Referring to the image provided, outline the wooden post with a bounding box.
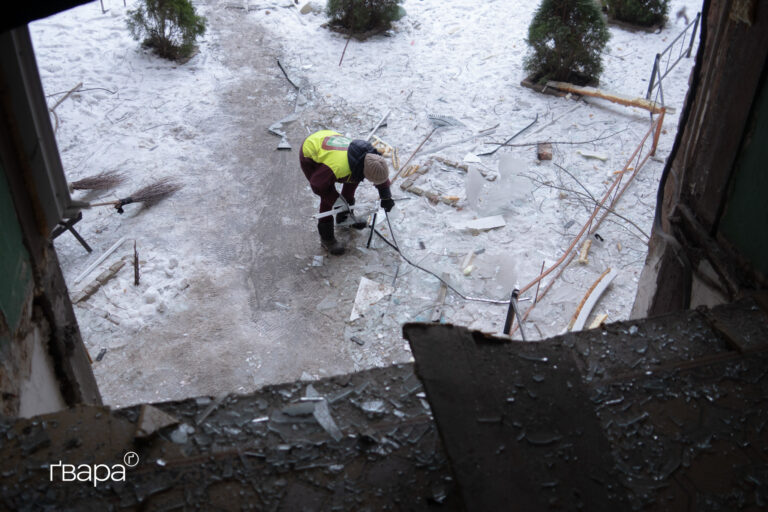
[650,108,666,156]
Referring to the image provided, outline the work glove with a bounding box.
[380,198,395,212]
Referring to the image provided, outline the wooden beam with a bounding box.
[546,81,668,114]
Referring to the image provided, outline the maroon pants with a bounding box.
[300,151,359,225]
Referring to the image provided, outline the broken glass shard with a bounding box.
[313,400,343,442]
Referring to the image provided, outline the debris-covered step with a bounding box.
[0,364,461,510]
[403,297,768,511]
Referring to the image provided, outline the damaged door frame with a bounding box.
[0,25,101,414]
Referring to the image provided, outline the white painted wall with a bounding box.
[17,327,66,418]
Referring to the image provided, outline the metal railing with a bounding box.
[646,12,701,106]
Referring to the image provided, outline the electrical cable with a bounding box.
[377,211,514,305]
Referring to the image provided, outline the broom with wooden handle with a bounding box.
[68,170,127,191]
[89,177,182,213]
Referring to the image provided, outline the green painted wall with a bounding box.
[0,164,33,346]
[719,77,768,278]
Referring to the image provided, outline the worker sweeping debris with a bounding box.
[300,129,394,255]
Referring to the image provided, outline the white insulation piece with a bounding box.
[571,269,619,332]
[74,236,129,284]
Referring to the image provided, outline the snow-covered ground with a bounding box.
[31,0,702,406]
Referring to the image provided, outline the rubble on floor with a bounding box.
[2,297,767,510]
[0,365,460,510]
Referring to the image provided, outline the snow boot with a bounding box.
[318,222,345,255]
[349,216,368,230]
[336,209,367,230]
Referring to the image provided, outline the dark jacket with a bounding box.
[347,139,378,182]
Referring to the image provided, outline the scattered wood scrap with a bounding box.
[401,164,420,178]
[461,251,476,275]
[578,239,593,264]
[433,156,469,172]
[72,258,126,304]
[371,135,393,157]
[588,313,609,330]
[433,155,494,180]
[537,142,553,161]
[399,176,460,206]
[74,236,129,284]
[577,149,608,162]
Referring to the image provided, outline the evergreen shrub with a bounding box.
[524,0,610,86]
[127,0,206,60]
[326,0,403,33]
[606,0,669,27]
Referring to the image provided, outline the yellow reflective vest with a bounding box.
[301,130,353,181]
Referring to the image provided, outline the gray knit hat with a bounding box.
[363,153,389,185]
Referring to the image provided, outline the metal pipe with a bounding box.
[646,54,660,100]
[365,110,390,142]
[687,12,701,58]
[503,289,526,341]
[366,213,377,248]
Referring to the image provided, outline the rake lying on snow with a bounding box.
[89,178,182,213]
[68,170,127,191]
